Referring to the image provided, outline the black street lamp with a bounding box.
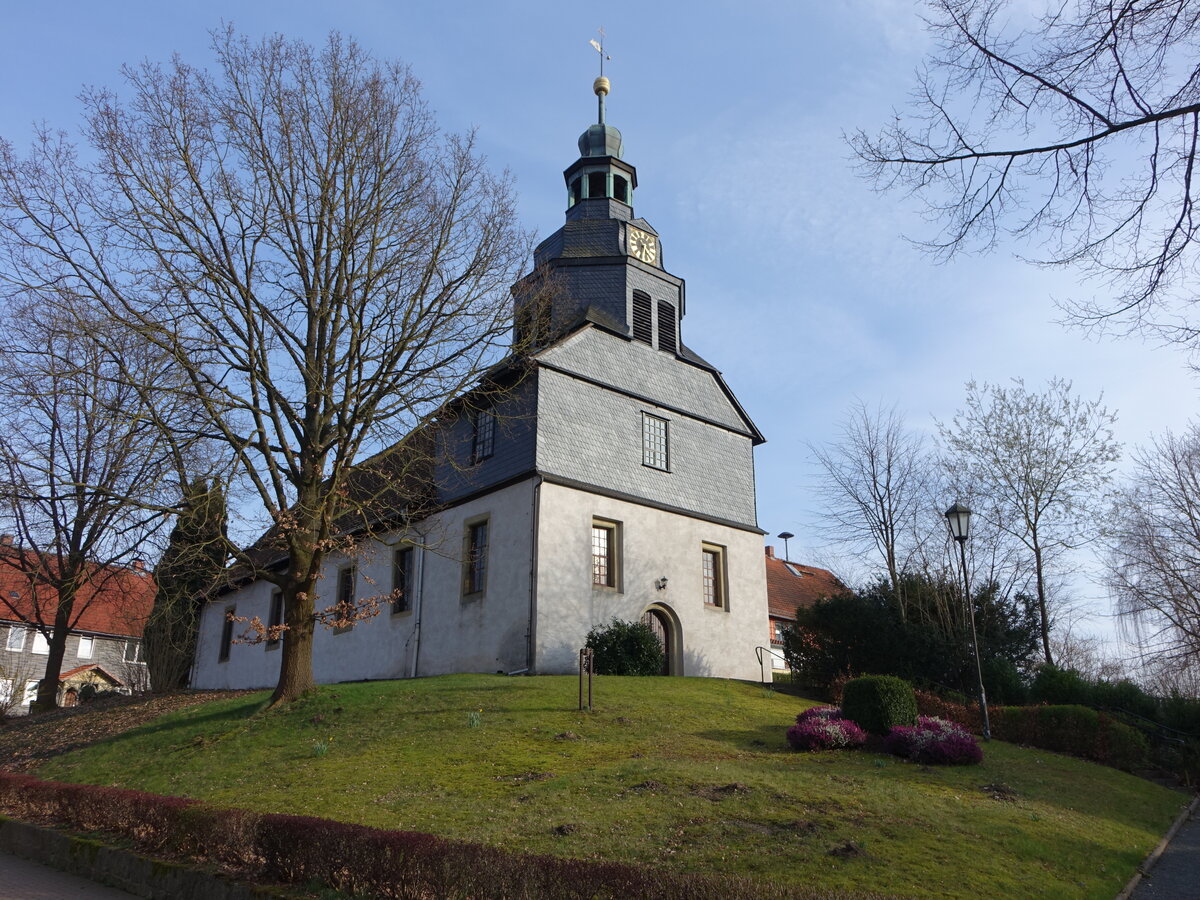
[944,502,991,741]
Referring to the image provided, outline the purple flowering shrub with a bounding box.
[883,715,983,765]
[795,705,843,724]
[786,709,867,751]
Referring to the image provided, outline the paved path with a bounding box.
[1131,803,1200,899]
[0,851,135,899]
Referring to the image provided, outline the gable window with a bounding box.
[463,519,489,596]
[334,566,356,633]
[393,545,415,614]
[5,626,25,652]
[31,631,49,655]
[267,590,284,649]
[631,292,653,344]
[657,301,677,353]
[641,413,669,471]
[591,519,621,589]
[219,607,235,662]
[77,635,93,659]
[471,409,495,463]
[702,544,727,609]
[124,639,145,664]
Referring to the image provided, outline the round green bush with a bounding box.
[842,675,918,735]
[584,618,664,676]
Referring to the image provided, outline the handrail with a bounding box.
[755,645,789,686]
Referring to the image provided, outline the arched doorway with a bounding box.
[641,605,682,676]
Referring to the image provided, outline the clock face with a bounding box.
[628,227,658,264]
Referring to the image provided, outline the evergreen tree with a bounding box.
[144,479,228,691]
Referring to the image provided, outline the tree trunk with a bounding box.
[32,589,75,712]
[1032,540,1054,666]
[269,573,318,707]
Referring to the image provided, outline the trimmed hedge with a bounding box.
[0,773,883,899]
[842,675,918,735]
[991,705,1149,771]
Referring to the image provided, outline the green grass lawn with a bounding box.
[34,675,1187,899]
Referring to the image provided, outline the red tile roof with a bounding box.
[58,664,125,686]
[764,547,847,621]
[0,551,155,638]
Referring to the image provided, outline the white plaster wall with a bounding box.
[192,478,536,689]
[533,482,767,680]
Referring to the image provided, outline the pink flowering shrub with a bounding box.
[884,715,983,765]
[786,712,867,751]
[795,705,843,724]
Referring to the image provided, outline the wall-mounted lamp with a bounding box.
[655,576,669,591]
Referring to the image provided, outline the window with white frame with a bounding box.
[5,626,25,652]
[334,566,356,633]
[0,678,11,706]
[219,606,235,662]
[641,413,669,470]
[463,519,489,596]
[267,590,284,649]
[23,681,38,706]
[591,520,621,589]
[702,544,727,609]
[393,546,414,614]
[31,631,49,655]
[124,639,146,663]
[471,409,495,463]
[772,620,785,644]
[77,635,94,658]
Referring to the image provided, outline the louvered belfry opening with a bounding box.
[657,301,677,353]
[631,292,653,343]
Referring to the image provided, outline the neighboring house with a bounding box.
[764,546,846,670]
[191,78,771,689]
[0,542,154,715]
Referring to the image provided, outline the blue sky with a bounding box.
[3,1,1194,645]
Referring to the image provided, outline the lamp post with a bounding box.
[944,502,991,741]
[777,532,794,562]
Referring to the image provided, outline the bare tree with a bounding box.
[940,377,1120,664]
[0,300,182,710]
[810,401,932,620]
[1109,423,1200,672]
[851,1,1200,348]
[0,31,529,706]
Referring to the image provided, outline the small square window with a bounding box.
[393,546,415,614]
[219,607,236,662]
[702,544,727,610]
[334,566,356,633]
[5,626,26,652]
[77,635,94,659]
[463,519,489,596]
[267,590,284,649]
[471,409,495,463]
[642,413,669,471]
[31,631,49,655]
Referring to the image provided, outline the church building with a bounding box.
[191,75,769,689]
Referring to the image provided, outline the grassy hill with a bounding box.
[29,674,1187,899]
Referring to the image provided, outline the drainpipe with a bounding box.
[409,534,427,679]
[527,475,542,672]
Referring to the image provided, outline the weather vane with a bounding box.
[589,27,611,78]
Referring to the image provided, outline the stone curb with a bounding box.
[1115,793,1200,900]
[0,816,285,899]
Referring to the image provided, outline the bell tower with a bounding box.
[513,75,686,357]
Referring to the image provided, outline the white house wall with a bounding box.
[534,481,766,680]
[192,479,536,689]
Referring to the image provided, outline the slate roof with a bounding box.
[0,549,155,638]
[764,547,847,621]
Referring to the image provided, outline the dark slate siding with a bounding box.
[436,378,538,504]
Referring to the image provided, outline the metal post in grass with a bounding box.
[944,502,991,741]
[579,647,593,711]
